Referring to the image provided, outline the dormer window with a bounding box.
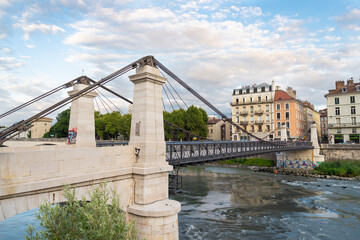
[342,87,347,93]
[356,86,360,91]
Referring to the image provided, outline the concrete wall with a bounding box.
[0,145,135,220]
[320,144,360,161]
[3,138,67,148]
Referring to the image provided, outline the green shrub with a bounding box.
[25,184,138,240]
[313,161,360,177]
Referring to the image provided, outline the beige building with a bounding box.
[325,79,360,143]
[302,101,320,141]
[207,117,231,141]
[231,81,276,140]
[30,117,53,138]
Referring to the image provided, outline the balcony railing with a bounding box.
[255,110,264,115]
[240,121,248,125]
[255,120,264,124]
[240,111,248,115]
[328,122,360,128]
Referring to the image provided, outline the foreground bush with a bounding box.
[218,157,275,167]
[313,161,360,177]
[26,184,138,240]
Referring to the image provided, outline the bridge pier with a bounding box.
[67,78,97,147]
[127,65,180,240]
[277,123,324,169]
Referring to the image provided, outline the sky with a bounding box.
[1,0,360,126]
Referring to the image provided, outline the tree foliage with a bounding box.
[95,112,131,140]
[43,109,70,138]
[26,184,138,240]
[164,105,208,141]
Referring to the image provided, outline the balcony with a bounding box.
[240,111,248,116]
[240,121,248,125]
[328,122,360,128]
[255,120,264,125]
[255,110,264,115]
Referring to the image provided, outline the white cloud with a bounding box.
[0,57,24,70]
[239,6,262,18]
[324,36,341,41]
[336,8,360,31]
[25,43,35,48]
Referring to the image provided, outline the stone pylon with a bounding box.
[280,123,287,141]
[310,122,325,164]
[127,65,181,240]
[68,81,97,147]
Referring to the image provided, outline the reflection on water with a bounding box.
[171,166,360,240]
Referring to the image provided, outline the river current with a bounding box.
[170,166,360,240]
[1,166,359,239]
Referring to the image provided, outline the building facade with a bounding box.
[325,79,360,143]
[319,108,328,140]
[302,101,321,141]
[274,89,307,140]
[207,117,231,141]
[230,81,276,140]
[30,117,53,138]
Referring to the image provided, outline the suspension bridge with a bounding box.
[0,56,323,239]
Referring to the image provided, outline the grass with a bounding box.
[313,161,360,177]
[218,157,276,167]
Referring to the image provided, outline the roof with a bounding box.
[274,90,295,101]
[36,117,53,122]
[325,82,360,97]
[208,118,222,124]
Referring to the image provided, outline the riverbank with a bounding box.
[204,163,360,181]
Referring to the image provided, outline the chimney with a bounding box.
[335,80,345,89]
[347,78,354,86]
[286,87,296,98]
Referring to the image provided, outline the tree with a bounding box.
[95,112,132,140]
[43,109,71,138]
[26,184,138,240]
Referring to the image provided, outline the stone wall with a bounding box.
[320,144,360,161]
[0,145,135,220]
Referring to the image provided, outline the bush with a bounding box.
[313,161,360,177]
[25,184,138,240]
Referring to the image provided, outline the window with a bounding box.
[251,126,255,132]
[351,117,356,125]
[265,96,268,102]
[350,96,355,103]
[285,112,290,120]
[337,129,341,133]
[335,98,339,104]
[277,112,281,120]
[266,105,269,112]
[287,131,290,136]
[236,116,239,123]
[236,98,239,103]
[351,106,356,115]
[276,104,281,110]
[261,87,265,92]
[258,96,261,102]
[258,115,262,121]
[257,105,261,111]
[254,88,257,93]
[277,122,281,129]
[285,103,289,110]
[250,106,254,113]
[246,88,250,94]
[236,107,239,114]
[336,118,340,125]
[242,107,246,112]
[356,86,360,91]
[352,128,357,133]
[335,107,340,115]
[342,87,347,92]
[277,131,281,136]
[250,116,254,122]
[266,125,270,131]
[286,122,290,128]
[266,114,270,122]
[243,116,246,121]
[250,97,253,103]
[210,129,213,134]
[243,98,246,104]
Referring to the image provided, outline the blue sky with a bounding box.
[1,0,360,126]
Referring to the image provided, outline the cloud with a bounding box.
[0,57,24,70]
[336,8,360,31]
[13,3,65,40]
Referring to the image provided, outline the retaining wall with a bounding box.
[320,144,360,161]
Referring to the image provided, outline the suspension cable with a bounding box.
[161,71,188,108]
[164,83,181,109]
[97,89,123,114]
[162,86,175,111]
[96,93,111,113]
[95,97,101,113]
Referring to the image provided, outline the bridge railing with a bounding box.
[166,141,313,165]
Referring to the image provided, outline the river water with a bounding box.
[170,166,360,240]
[1,166,359,239]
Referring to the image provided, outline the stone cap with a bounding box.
[127,199,181,217]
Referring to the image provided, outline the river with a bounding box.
[170,166,360,240]
[1,166,359,239]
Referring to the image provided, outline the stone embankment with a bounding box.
[253,166,360,181]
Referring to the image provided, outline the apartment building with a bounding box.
[30,117,53,138]
[302,101,321,140]
[207,117,231,141]
[319,108,328,140]
[230,81,276,140]
[325,79,360,143]
[274,88,307,140]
